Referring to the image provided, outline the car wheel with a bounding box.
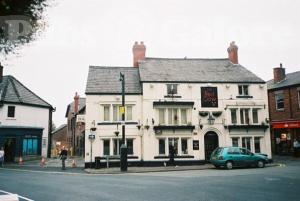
[257,160,265,168]
[226,161,233,170]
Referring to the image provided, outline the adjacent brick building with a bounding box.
[267,64,300,155]
[51,124,67,156]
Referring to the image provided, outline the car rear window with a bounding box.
[212,147,223,156]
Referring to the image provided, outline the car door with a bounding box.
[240,148,255,167]
[227,147,242,167]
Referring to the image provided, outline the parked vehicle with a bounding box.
[210,147,271,170]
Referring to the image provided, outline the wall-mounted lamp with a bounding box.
[207,113,215,125]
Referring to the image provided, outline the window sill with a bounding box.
[97,122,138,125]
[6,118,16,120]
[164,95,182,98]
[236,95,253,98]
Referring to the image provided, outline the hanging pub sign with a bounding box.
[201,87,218,107]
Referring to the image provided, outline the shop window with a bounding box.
[254,137,261,153]
[168,138,178,155]
[127,139,133,155]
[103,140,110,155]
[252,109,259,124]
[159,139,165,155]
[238,85,249,96]
[275,93,284,110]
[232,137,239,147]
[230,109,237,124]
[181,138,188,154]
[113,139,133,155]
[7,106,15,118]
[240,109,250,124]
[22,138,38,156]
[242,137,251,151]
[167,84,178,95]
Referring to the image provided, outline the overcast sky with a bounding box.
[1,0,300,126]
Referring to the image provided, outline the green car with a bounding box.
[210,147,271,170]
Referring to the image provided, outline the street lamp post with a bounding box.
[119,72,128,171]
[89,121,96,168]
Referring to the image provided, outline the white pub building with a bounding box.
[84,42,272,167]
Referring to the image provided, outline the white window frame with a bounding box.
[252,108,259,124]
[230,109,237,124]
[298,89,300,109]
[167,84,178,95]
[238,85,249,96]
[275,93,284,111]
[240,108,250,124]
[113,105,134,122]
[103,105,110,121]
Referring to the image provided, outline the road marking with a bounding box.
[0,190,34,201]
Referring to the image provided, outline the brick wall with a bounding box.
[268,85,300,121]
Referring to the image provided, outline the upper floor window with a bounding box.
[158,107,190,125]
[298,89,300,109]
[103,105,110,121]
[230,109,237,124]
[275,93,284,110]
[252,109,259,124]
[167,84,178,95]
[240,108,250,124]
[113,105,133,121]
[238,85,249,96]
[7,106,15,118]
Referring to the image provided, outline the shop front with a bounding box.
[271,120,300,155]
[0,126,43,162]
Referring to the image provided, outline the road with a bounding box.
[0,161,299,201]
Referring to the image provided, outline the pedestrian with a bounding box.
[293,138,300,157]
[169,145,175,166]
[59,146,68,170]
[0,147,4,167]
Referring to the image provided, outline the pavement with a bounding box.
[1,159,300,201]
[0,155,290,174]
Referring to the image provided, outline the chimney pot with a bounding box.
[227,41,239,64]
[273,63,286,83]
[132,41,146,67]
[74,92,80,114]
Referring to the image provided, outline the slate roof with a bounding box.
[0,75,52,108]
[52,124,67,134]
[139,58,265,83]
[267,71,300,90]
[85,66,142,94]
[65,98,86,117]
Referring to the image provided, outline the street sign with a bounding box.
[119,106,125,114]
[88,134,95,140]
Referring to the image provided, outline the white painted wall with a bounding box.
[85,82,272,163]
[0,104,50,156]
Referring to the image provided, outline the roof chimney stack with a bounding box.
[0,62,3,83]
[132,41,146,67]
[227,41,238,64]
[74,92,80,114]
[273,63,286,83]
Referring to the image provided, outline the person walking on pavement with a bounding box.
[169,145,175,166]
[0,147,4,167]
[293,138,300,157]
[60,146,68,170]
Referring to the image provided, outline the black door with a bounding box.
[204,132,219,161]
[4,138,16,162]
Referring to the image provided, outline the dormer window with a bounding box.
[238,85,249,96]
[167,84,177,95]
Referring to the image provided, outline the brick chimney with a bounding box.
[74,92,80,114]
[132,41,146,67]
[0,62,3,83]
[273,63,286,83]
[227,41,238,64]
